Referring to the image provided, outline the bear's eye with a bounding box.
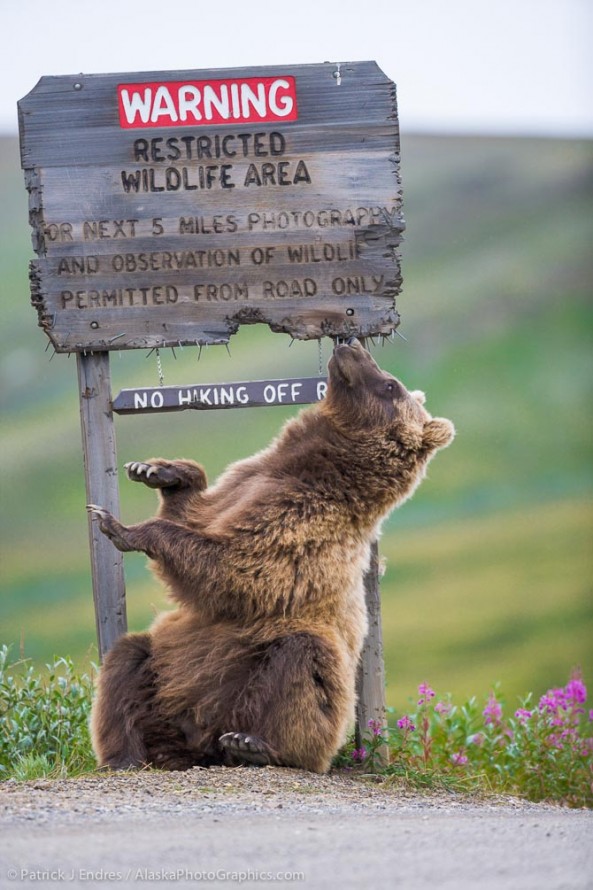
[386,383,395,393]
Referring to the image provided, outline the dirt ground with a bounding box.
[1,767,592,889]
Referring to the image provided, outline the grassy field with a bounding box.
[1,133,591,715]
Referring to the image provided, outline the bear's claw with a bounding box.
[86,504,110,520]
[125,461,184,489]
[125,461,161,486]
[126,461,158,479]
[86,505,137,552]
[219,732,278,766]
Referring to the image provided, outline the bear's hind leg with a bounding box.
[90,633,154,769]
[220,632,352,774]
[92,632,222,772]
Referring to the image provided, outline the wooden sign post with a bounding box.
[77,352,127,655]
[19,61,402,766]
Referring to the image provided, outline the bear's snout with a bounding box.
[331,338,360,362]
[330,338,381,385]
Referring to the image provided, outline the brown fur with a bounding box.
[90,339,454,772]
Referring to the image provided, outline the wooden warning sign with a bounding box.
[18,61,403,352]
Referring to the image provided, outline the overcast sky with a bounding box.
[3,0,592,136]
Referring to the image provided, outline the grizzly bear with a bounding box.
[89,338,454,773]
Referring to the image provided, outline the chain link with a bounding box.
[318,338,323,376]
[155,348,164,387]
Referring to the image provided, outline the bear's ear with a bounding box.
[410,390,426,405]
[422,418,455,451]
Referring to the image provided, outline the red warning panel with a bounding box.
[118,76,298,129]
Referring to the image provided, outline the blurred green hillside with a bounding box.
[1,133,591,714]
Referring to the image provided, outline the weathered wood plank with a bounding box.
[77,352,127,659]
[113,376,328,414]
[19,62,399,167]
[31,296,398,351]
[33,168,401,242]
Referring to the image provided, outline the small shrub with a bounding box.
[0,645,96,780]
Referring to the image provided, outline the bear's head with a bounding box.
[324,338,455,455]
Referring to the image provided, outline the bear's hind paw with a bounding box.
[219,732,280,767]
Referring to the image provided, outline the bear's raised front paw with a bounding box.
[86,505,138,552]
[124,460,207,492]
[125,461,180,489]
[219,732,279,767]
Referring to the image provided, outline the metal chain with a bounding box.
[155,348,164,387]
[318,338,323,376]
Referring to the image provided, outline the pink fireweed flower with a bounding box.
[565,673,587,705]
[450,751,468,766]
[470,733,485,747]
[397,715,416,732]
[417,683,436,706]
[539,688,567,714]
[538,693,557,714]
[352,747,367,762]
[515,708,533,723]
[367,718,384,737]
[483,692,503,725]
[435,701,452,716]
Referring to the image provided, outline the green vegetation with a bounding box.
[0,646,96,779]
[345,673,593,809]
[1,134,592,716]
[2,647,590,807]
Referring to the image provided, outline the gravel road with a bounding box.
[1,767,592,889]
